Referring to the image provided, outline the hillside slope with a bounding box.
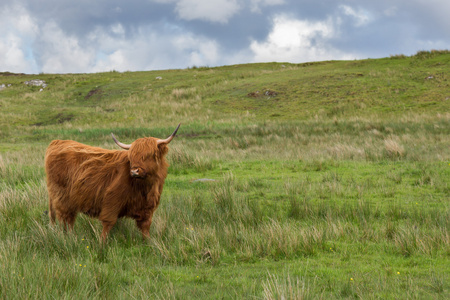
[0,51,449,299]
[1,51,449,141]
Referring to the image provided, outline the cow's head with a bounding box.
[111,124,180,179]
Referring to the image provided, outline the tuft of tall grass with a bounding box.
[413,49,450,59]
[171,87,197,99]
[168,145,216,173]
[384,138,405,159]
[210,172,263,227]
[262,272,313,300]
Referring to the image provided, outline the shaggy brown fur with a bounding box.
[45,136,171,240]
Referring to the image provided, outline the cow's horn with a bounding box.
[157,123,181,145]
[111,133,131,149]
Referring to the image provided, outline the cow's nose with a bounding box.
[130,168,140,177]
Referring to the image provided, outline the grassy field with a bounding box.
[0,50,449,298]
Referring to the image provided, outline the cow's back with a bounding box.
[45,140,112,189]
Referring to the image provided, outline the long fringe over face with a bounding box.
[128,138,169,180]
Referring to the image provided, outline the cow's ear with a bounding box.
[157,143,169,156]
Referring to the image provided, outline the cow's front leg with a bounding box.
[137,185,160,240]
[136,210,155,240]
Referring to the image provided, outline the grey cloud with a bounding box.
[174,0,241,23]
[0,0,449,73]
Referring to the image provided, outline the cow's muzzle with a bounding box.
[130,167,146,178]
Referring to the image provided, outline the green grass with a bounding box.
[0,50,449,298]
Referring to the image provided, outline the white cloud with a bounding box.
[86,26,223,72]
[39,22,95,73]
[0,34,31,73]
[173,35,220,66]
[174,0,240,23]
[250,15,354,63]
[0,5,39,73]
[110,23,125,36]
[0,3,226,73]
[340,5,371,27]
[93,34,219,71]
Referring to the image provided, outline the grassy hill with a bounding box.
[0,50,449,298]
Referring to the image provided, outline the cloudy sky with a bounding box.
[1,0,449,74]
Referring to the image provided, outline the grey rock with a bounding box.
[24,79,47,87]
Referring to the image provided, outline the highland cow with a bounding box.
[45,124,180,240]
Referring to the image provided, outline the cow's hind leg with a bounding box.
[48,197,56,225]
[65,213,77,231]
[55,209,77,232]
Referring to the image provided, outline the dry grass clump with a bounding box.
[390,54,407,59]
[171,87,197,99]
[327,143,366,160]
[0,154,4,174]
[263,272,311,300]
[384,138,405,159]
